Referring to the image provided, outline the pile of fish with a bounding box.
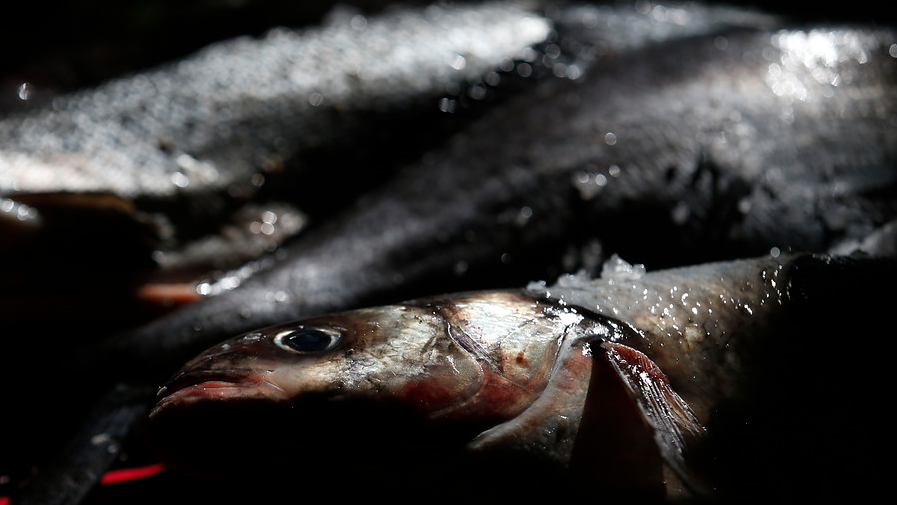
[1,1,895,504]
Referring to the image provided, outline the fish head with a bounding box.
[145,290,604,483]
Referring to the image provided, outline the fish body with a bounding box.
[0,0,777,205]
[146,252,894,501]
[0,2,550,202]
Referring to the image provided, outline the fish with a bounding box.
[0,1,550,203]
[93,20,897,381]
[0,0,779,207]
[144,251,896,503]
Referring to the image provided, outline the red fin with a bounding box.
[466,335,708,499]
[596,342,709,496]
[570,342,667,499]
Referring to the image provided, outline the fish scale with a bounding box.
[528,254,789,418]
[0,2,551,200]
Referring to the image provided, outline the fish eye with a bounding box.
[274,327,342,354]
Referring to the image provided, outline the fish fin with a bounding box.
[568,340,669,500]
[466,333,674,501]
[596,342,710,498]
[467,335,709,500]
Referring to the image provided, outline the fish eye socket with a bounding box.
[274,327,342,354]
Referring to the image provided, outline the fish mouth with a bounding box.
[150,369,288,416]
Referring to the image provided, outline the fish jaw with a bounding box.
[150,369,289,415]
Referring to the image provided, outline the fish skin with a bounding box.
[0,0,779,202]
[0,1,550,199]
[144,252,896,502]
[94,22,897,380]
[0,1,552,248]
[528,253,792,421]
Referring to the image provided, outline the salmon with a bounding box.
[145,252,895,502]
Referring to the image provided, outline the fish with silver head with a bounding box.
[146,252,895,502]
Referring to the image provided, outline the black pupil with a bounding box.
[283,329,335,352]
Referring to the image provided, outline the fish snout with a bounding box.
[159,367,257,395]
[178,330,271,368]
[151,365,289,416]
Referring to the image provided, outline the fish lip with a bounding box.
[159,368,258,396]
[152,368,288,413]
